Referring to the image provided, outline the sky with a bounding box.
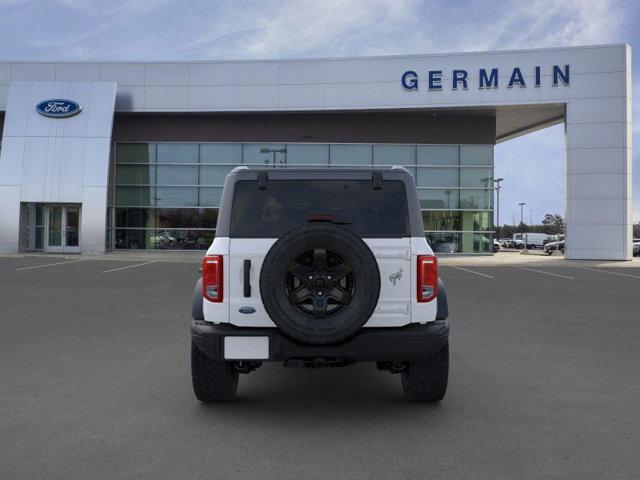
[0,0,638,225]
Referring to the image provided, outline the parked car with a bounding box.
[543,240,565,255]
[190,166,450,402]
[498,238,515,248]
[633,238,640,256]
[492,239,501,253]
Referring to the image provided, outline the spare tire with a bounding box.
[259,223,380,345]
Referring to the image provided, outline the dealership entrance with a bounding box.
[27,204,81,253]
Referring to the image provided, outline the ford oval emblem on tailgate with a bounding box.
[239,306,256,314]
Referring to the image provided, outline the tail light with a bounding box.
[202,255,223,302]
[417,255,438,302]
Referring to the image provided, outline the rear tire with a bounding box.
[401,340,449,402]
[191,341,239,402]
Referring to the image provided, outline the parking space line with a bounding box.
[579,267,640,279]
[15,259,87,271]
[102,261,158,274]
[513,266,574,280]
[446,265,494,278]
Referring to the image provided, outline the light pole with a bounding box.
[494,178,503,227]
[518,202,526,226]
[518,202,527,253]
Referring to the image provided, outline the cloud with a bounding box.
[0,0,637,221]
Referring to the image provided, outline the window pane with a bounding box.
[242,144,286,166]
[115,187,154,207]
[417,189,459,209]
[417,145,459,166]
[147,229,213,250]
[460,189,492,209]
[200,166,233,185]
[155,187,198,207]
[286,144,329,165]
[329,144,372,165]
[200,144,242,164]
[373,145,415,166]
[116,143,155,164]
[199,209,218,228]
[460,168,493,188]
[460,211,493,231]
[157,143,198,164]
[417,167,459,188]
[460,145,493,165]
[461,232,493,253]
[155,209,199,228]
[116,165,155,185]
[115,208,154,228]
[199,187,223,207]
[156,165,198,185]
[422,210,461,231]
[113,229,150,249]
[426,232,461,254]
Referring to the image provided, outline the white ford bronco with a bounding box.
[190,166,450,402]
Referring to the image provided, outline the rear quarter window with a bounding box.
[230,179,409,238]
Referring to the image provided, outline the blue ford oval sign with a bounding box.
[36,99,82,118]
[238,306,256,314]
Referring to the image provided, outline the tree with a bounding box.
[542,214,564,229]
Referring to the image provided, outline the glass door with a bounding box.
[64,206,80,253]
[46,206,64,253]
[45,205,81,253]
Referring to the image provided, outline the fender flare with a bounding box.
[436,277,448,320]
[192,278,204,320]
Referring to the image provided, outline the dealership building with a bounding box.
[0,44,633,259]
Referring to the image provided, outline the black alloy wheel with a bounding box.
[285,248,355,319]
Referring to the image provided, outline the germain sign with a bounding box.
[401,65,570,91]
[36,99,82,118]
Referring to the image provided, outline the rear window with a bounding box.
[230,179,409,238]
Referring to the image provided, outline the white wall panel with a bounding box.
[0,63,10,84]
[145,86,189,110]
[567,147,630,175]
[19,136,49,202]
[145,63,189,86]
[324,59,371,83]
[278,84,324,108]
[55,63,101,81]
[57,137,86,202]
[0,186,21,252]
[189,63,234,86]
[11,63,55,81]
[83,137,111,187]
[188,86,235,109]
[234,85,278,108]
[234,62,278,85]
[101,63,145,85]
[0,136,25,185]
[80,186,108,253]
[278,61,323,85]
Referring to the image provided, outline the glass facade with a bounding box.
[109,142,494,253]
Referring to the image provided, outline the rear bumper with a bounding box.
[191,320,450,362]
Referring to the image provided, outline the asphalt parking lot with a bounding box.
[1,256,640,479]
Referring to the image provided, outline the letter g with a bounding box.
[401,71,419,91]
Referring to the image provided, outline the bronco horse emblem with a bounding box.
[389,268,403,286]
